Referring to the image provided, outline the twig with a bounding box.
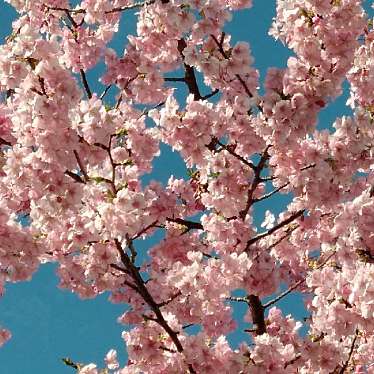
[157,291,182,307]
[300,163,316,171]
[73,150,89,181]
[338,330,359,374]
[210,34,253,98]
[61,358,80,370]
[105,0,156,14]
[64,170,85,184]
[46,6,85,14]
[252,225,299,261]
[166,217,203,231]
[284,354,302,369]
[131,220,159,240]
[239,145,271,220]
[216,140,255,170]
[164,77,186,82]
[253,182,289,203]
[201,88,219,100]
[79,69,92,99]
[100,85,112,100]
[245,209,305,251]
[263,279,305,309]
[263,251,337,308]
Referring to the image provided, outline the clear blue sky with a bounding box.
[0,1,372,373]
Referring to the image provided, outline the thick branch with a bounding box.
[177,39,202,100]
[247,295,266,335]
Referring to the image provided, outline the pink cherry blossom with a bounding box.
[0,0,373,372]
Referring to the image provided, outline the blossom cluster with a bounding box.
[0,0,374,373]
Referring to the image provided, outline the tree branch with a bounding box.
[210,33,254,98]
[263,251,337,308]
[253,182,289,203]
[166,217,203,231]
[79,69,92,99]
[201,89,219,100]
[338,330,359,374]
[216,140,256,170]
[64,170,85,184]
[248,294,266,335]
[239,145,271,220]
[114,239,196,373]
[105,0,156,14]
[245,209,305,251]
[177,39,202,100]
[164,77,186,82]
[73,150,89,182]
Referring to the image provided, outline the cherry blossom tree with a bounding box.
[0,0,374,372]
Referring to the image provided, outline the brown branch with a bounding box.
[300,163,316,171]
[47,1,155,15]
[239,145,271,220]
[227,296,248,303]
[64,170,85,183]
[248,295,266,335]
[45,6,85,14]
[157,291,182,307]
[105,0,156,14]
[131,220,159,241]
[62,358,80,370]
[216,140,255,170]
[164,77,186,82]
[263,279,305,309]
[210,34,253,98]
[201,88,219,100]
[177,39,202,100]
[253,182,289,203]
[263,251,337,308]
[64,8,78,27]
[114,239,196,373]
[252,224,299,261]
[166,217,203,231]
[245,209,305,251]
[100,84,112,100]
[139,101,165,118]
[284,354,302,369]
[0,137,12,147]
[73,150,89,182]
[338,330,359,374]
[229,294,266,335]
[80,69,92,99]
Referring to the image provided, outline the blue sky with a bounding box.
[0,1,373,373]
